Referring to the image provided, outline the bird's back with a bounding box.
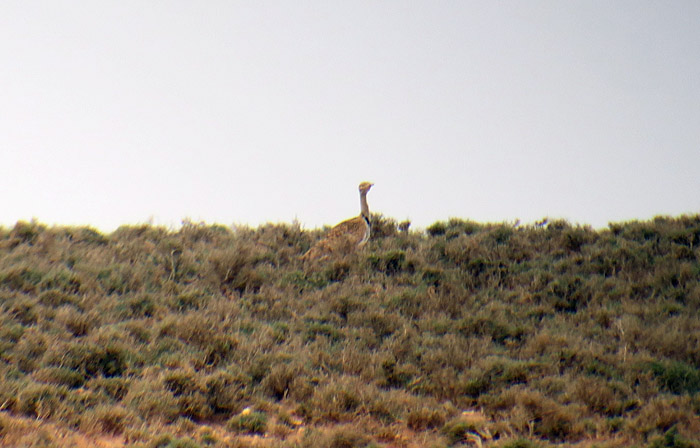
[301,215,370,261]
[326,215,370,244]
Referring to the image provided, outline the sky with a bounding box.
[2,1,699,232]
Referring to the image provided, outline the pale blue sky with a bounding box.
[2,2,699,231]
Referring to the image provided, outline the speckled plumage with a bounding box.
[302,182,373,261]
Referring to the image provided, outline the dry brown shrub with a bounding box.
[79,404,136,435]
[490,386,584,442]
[633,395,699,439]
[406,406,448,431]
[123,378,179,423]
[11,328,47,373]
[55,305,98,336]
[568,376,627,416]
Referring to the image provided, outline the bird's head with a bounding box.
[359,182,374,194]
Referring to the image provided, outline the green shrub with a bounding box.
[202,370,247,415]
[326,426,373,448]
[163,370,199,397]
[171,290,207,312]
[55,306,97,336]
[606,416,625,433]
[148,434,176,448]
[369,214,398,239]
[39,270,81,294]
[427,221,447,237]
[406,406,447,431]
[501,440,543,448]
[11,329,47,372]
[632,396,696,440]
[547,275,589,313]
[368,250,409,275]
[124,378,180,422]
[321,260,352,284]
[490,224,514,244]
[162,370,212,420]
[313,378,371,422]
[380,357,416,389]
[261,362,300,400]
[648,426,697,448]
[458,315,526,345]
[16,383,68,418]
[169,439,202,448]
[561,227,593,252]
[97,265,141,295]
[123,320,152,343]
[87,377,130,400]
[80,404,134,435]
[648,361,700,395]
[441,419,481,445]
[33,367,85,389]
[46,342,128,378]
[38,289,80,308]
[10,220,45,245]
[201,333,238,367]
[118,294,157,318]
[227,410,267,435]
[304,321,344,343]
[148,435,203,448]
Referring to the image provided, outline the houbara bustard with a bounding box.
[301,182,374,261]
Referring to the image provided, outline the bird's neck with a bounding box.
[360,191,370,219]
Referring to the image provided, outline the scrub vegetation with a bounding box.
[0,215,699,447]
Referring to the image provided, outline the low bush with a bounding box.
[501,440,543,448]
[647,360,700,395]
[226,410,267,435]
[326,426,373,448]
[32,367,85,389]
[15,383,68,419]
[648,426,699,448]
[79,404,134,435]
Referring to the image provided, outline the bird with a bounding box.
[301,182,374,261]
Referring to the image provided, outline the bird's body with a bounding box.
[302,182,373,261]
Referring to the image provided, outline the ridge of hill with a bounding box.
[0,215,699,447]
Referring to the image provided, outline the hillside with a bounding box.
[0,216,699,447]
